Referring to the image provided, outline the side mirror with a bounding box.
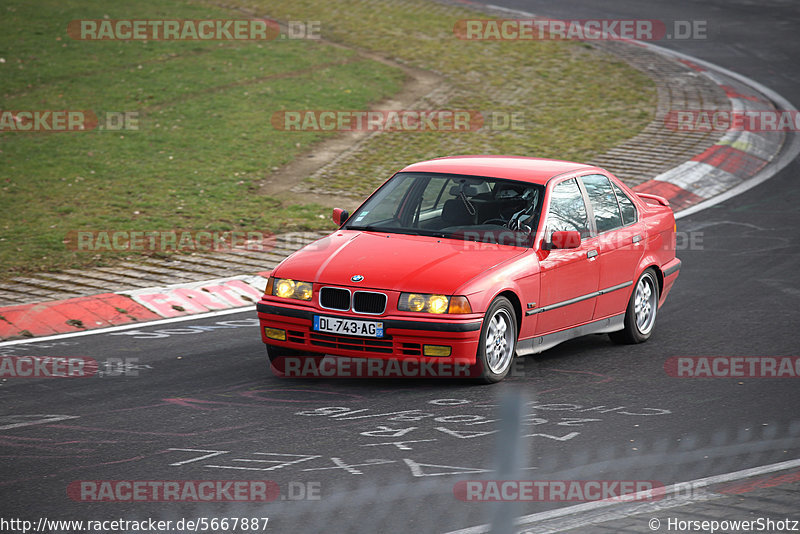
[550,230,581,249]
[332,208,349,227]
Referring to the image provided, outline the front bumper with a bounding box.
[256,301,483,365]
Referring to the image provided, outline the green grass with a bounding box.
[229,0,656,197]
[0,0,656,279]
[0,0,405,276]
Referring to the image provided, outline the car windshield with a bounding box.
[345,172,543,247]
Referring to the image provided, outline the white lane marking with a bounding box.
[513,488,719,534]
[443,456,800,534]
[0,414,80,430]
[402,458,492,477]
[0,306,255,348]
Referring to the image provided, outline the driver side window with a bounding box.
[546,178,590,238]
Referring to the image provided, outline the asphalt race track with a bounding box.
[1,1,799,532]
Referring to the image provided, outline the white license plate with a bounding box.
[313,316,384,338]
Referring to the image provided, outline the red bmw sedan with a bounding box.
[257,156,680,382]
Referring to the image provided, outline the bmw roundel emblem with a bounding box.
[351,274,364,282]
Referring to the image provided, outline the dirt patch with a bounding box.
[257,45,445,212]
[210,3,448,212]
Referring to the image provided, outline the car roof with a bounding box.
[399,155,598,185]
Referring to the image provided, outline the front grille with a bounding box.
[287,330,306,344]
[401,343,422,356]
[320,287,350,310]
[310,332,393,353]
[353,291,387,314]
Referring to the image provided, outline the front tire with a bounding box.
[474,296,518,383]
[609,268,659,344]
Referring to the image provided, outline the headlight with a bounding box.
[268,277,313,301]
[398,293,472,314]
[428,295,449,314]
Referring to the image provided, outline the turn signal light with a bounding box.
[448,296,472,314]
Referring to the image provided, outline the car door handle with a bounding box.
[632,234,642,244]
[587,249,598,259]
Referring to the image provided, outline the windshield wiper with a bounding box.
[346,226,453,238]
[347,225,420,236]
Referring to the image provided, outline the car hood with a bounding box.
[273,230,527,294]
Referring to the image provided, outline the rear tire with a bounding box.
[609,268,659,344]
[474,296,518,384]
